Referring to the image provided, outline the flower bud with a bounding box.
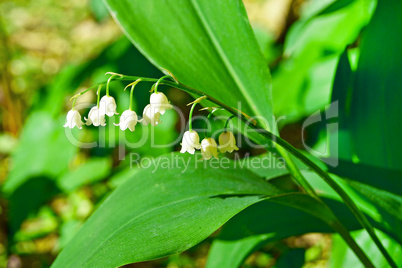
[201,138,219,160]
[64,109,84,129]
[99,95,118,117]
[150,92,172,115]
[85,106,106,127]
[218,131,239,153]
[114,110,138,131]
[180,130,201,154]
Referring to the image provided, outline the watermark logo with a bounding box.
[129,152,286,173]
[64,101,339,167]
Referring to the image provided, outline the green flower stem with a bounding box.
[188,102,197,131]
[129,85,135,111]
[96,84,102,108]
[76,74,395,268]
[224,115,236,131]
[127,79,141,111]
[154,75,173,93]
[203,110,217,138]
[72,97,77,110]
[106,74,120,96]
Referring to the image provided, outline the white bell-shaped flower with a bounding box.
[85,106,106,127]
[180,130,201,154]
[139,104,161,126]
[218,131,239,153]
[114,110,138,131]
[201,138,219,160]
[150,92,172,115]
[99,95,118,117]
[63,109,84,129]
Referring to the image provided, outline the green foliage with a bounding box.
[273,0,375,123]
[51,153,280,267]
[332,0,402,169]
[330,229,402,268]
[57,158,112,192]
[1,0,401,267]
[104,0,275,131]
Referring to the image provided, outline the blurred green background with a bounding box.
[1,0,399,267]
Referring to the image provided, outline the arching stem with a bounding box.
[106,74,120,96]
[154,75,173,93]
[188,102,197,132]
[224,115,236,131]
[124,79,141,111]
[96,84,103,108]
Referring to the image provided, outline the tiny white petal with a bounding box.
[180,130,201,154]
[150,92,172,115]
[85,106,106,127]
[116,110,138,131]
[64,109,84,129]
[218,131,239,153]
[140,104,161,126]
[99,95,118,117]
[201,138,219,160]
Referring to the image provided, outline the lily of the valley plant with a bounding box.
[65,73,240,160]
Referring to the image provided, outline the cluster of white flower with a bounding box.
[64,75,240,161]
[63,92,172,131]
[180,130,239,160]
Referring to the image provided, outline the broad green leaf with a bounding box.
[51,153,281,267]
[272,0,375,122]
[330,49,355,161]
[238,152,290,179]
[328,160,402,196]
[206,198,338,268]
[347,181,402,222]
[304,170,402,243]
[330,229,402,268]
[329,0,402,171]
[206,168,401,268]
[237,154,400,237]
[347,180,402,242]
[349,0,402,170]
[104,0,275,129]
[269,193,336,224]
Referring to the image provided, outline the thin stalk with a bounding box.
[106,74,119,96]
[72,97,77,110]
[203,111,216,138]
[188,102,197,131]
[129,85,135,111]
[125,79,141,111]
[96,84,102,108]
[154,75,173,93]
[224,115,236,131]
